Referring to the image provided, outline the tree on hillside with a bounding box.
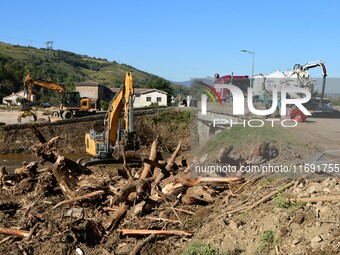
[143,77,173,96]
[171,83,190,97]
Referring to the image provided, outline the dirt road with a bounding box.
[0,110,49,124]
[294,117,340,150]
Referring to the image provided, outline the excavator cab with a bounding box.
[79,98,91,111]
[62,92,81,108]
[85,128,139,159]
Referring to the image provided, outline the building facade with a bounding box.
[75,81,114,109]
[2,91,36,105]
[133,89,167,108]
[75,81,167,109]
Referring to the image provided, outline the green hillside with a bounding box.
[0,41,162,103]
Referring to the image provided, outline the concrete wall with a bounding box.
[76,86,99,99]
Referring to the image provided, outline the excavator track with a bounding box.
[77,157,142,167]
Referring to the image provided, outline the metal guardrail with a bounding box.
[306,149,340,177]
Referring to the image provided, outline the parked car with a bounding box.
[40,103,51,108]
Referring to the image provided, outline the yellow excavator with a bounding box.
[78,72,140,166]
[18,74,92,122]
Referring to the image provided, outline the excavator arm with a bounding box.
[23,74,66,102]
[293,61,327,105]
[302,61,327,105]
[18,74,67,122]
[106,72,134,144]
[84,72,139,162]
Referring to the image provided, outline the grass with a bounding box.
[151,109,191,124]
[0,41,156,87]
[257,230,277,254]
[182,242,243,255]
[195,123,297,162]
[331,97,340,106]
[209,125,293,150]
[273,191,306,211]
[273,192,290,209]
[181,243,219,255]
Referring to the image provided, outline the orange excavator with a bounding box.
[18,74,91,122]
[78,72,140,166]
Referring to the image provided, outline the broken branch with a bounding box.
[130,234,156,255]
[143,158,166,169]
[226,181,295,214]
[0,227,30,238]
[154,207,195,215]
[121,145,134,181]
[155,139,181,184]
[119,229,192,237]
[105,204,128,231]
[140,136,158,180]
[287,196,340,204]
[144,216,181,224]
[173,176,242,186]
[111,177,154,205]
[53,190,105,209]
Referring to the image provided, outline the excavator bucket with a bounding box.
[17,111,37,123]
[49,116,63,122]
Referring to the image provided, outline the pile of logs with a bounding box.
[0,131,243,254]
[1,130,340,254]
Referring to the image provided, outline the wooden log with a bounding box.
[155,139,181,184]
[14,161,38,176]
[246,181,295,211]
[30,136,60,163]
[26,223,38,241]
[0,166,7,186]
[0,227,30,238]
[162,182,186,197]
[183,186,213,204]
[140,136,158,180]
[0,236,12,245]
[165,140,181,173]
[143,159,166,169]
[111,177,154,205]
[173,176,242,186]
[287,196,340,204]
[119,229,192,237]
[106,204,128,231]
[52,155,78,199]
[121,146,134,181]
[53,190,105,209]
[226,181,296,214]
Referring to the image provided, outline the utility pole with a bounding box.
[46,41,54,50]
[241,49,255,78]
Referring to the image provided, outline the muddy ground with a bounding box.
[0,110,339,255]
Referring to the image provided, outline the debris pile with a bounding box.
[0,132,243,254]
[0,132,339,255]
